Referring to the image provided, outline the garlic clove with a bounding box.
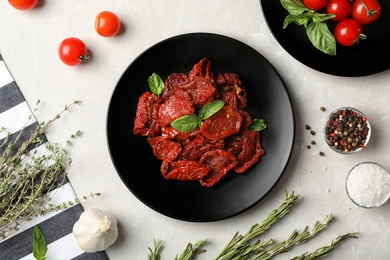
[73,208,118,253]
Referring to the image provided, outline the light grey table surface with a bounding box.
[1,1,389,259]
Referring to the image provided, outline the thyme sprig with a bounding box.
[0,100,99,240]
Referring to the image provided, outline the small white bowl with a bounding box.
[324,107,371,154]
[346,162,390,208]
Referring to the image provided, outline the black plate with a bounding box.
[260,0,390,77]
[106,33,294,222]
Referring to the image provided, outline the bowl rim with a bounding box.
[345,161,390,208]
[324,107,371,154]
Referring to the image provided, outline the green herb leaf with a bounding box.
[171,100,225,133]
[280,0,310,15]
[33,226,47,260]
[281,0,337,56]
[148,73,164,96]
[249,119,268,132]
[312,13,336,23]
[306,22,337,56]
[171,114,199,133]
[198,100,225,121]
[283,13,312,29]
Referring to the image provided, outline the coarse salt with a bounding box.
[346,162,390,208]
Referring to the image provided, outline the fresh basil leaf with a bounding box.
[312,13,336,23]
[198,100,225,121]
[280,0,310,15]
[33,226,47,260]
[148,73,164,96]
[306,22,337,56]
[249,119,267,132]
[171,114,199,133]
[283,13,312,29]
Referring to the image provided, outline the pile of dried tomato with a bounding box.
[133,58,265,187]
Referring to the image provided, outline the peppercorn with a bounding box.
[319,151,325,156]
[305,125,311,130]
[320,106,326,112]
[311,141,316,145]
[310,130,316,135]
[306,145,311,149]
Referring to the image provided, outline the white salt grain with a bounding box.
[346,162,390,208]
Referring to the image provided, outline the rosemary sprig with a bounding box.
[174,239,209,260]
[0,100,98,240]
[290,232,359,260]
[214,191,300,260]
[148,239,164,260]
[147,192,358,260]
[253,214,335,260]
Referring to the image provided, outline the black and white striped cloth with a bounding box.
[0,55,109,260]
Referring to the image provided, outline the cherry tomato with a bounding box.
[8,0,38,10]
[58,37,90,66]
[95,11,121,37]
[334,19,366,46]
[352,0,381,25]
[303,0,328,11]
[326,0,352,21]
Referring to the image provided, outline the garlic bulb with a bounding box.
[72,208,118,252]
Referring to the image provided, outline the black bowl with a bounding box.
[260,0,390,76]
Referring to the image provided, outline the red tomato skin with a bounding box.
[352,0,381,25]
[95,11,121,37]
[58,38,89,66]
[303,0,328,11]
[326,0,352,21]
[8,0,38,10]
[334,19,363,47]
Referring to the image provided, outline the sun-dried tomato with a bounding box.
[178,136,224,161]
[201,106,242,140]
[161,160,210,181]
[217,73,247,108]
[180,77,217,108]
[235,129,265,173]
[158,95,195,127]
[147,136,182,162]
[133,92,162,136]
[188,57,215,82]
[199,149,238,187]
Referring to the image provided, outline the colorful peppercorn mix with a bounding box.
[325,108,370,153]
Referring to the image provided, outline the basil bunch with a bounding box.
[281,0,337,56]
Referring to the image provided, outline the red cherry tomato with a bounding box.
[58,38,90,66]
[8,0,38,10]
[326,0,352,21]
[334,19,366,46]
[352,0,381,25]
[95,11,121,37]
[303,0,328,11]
